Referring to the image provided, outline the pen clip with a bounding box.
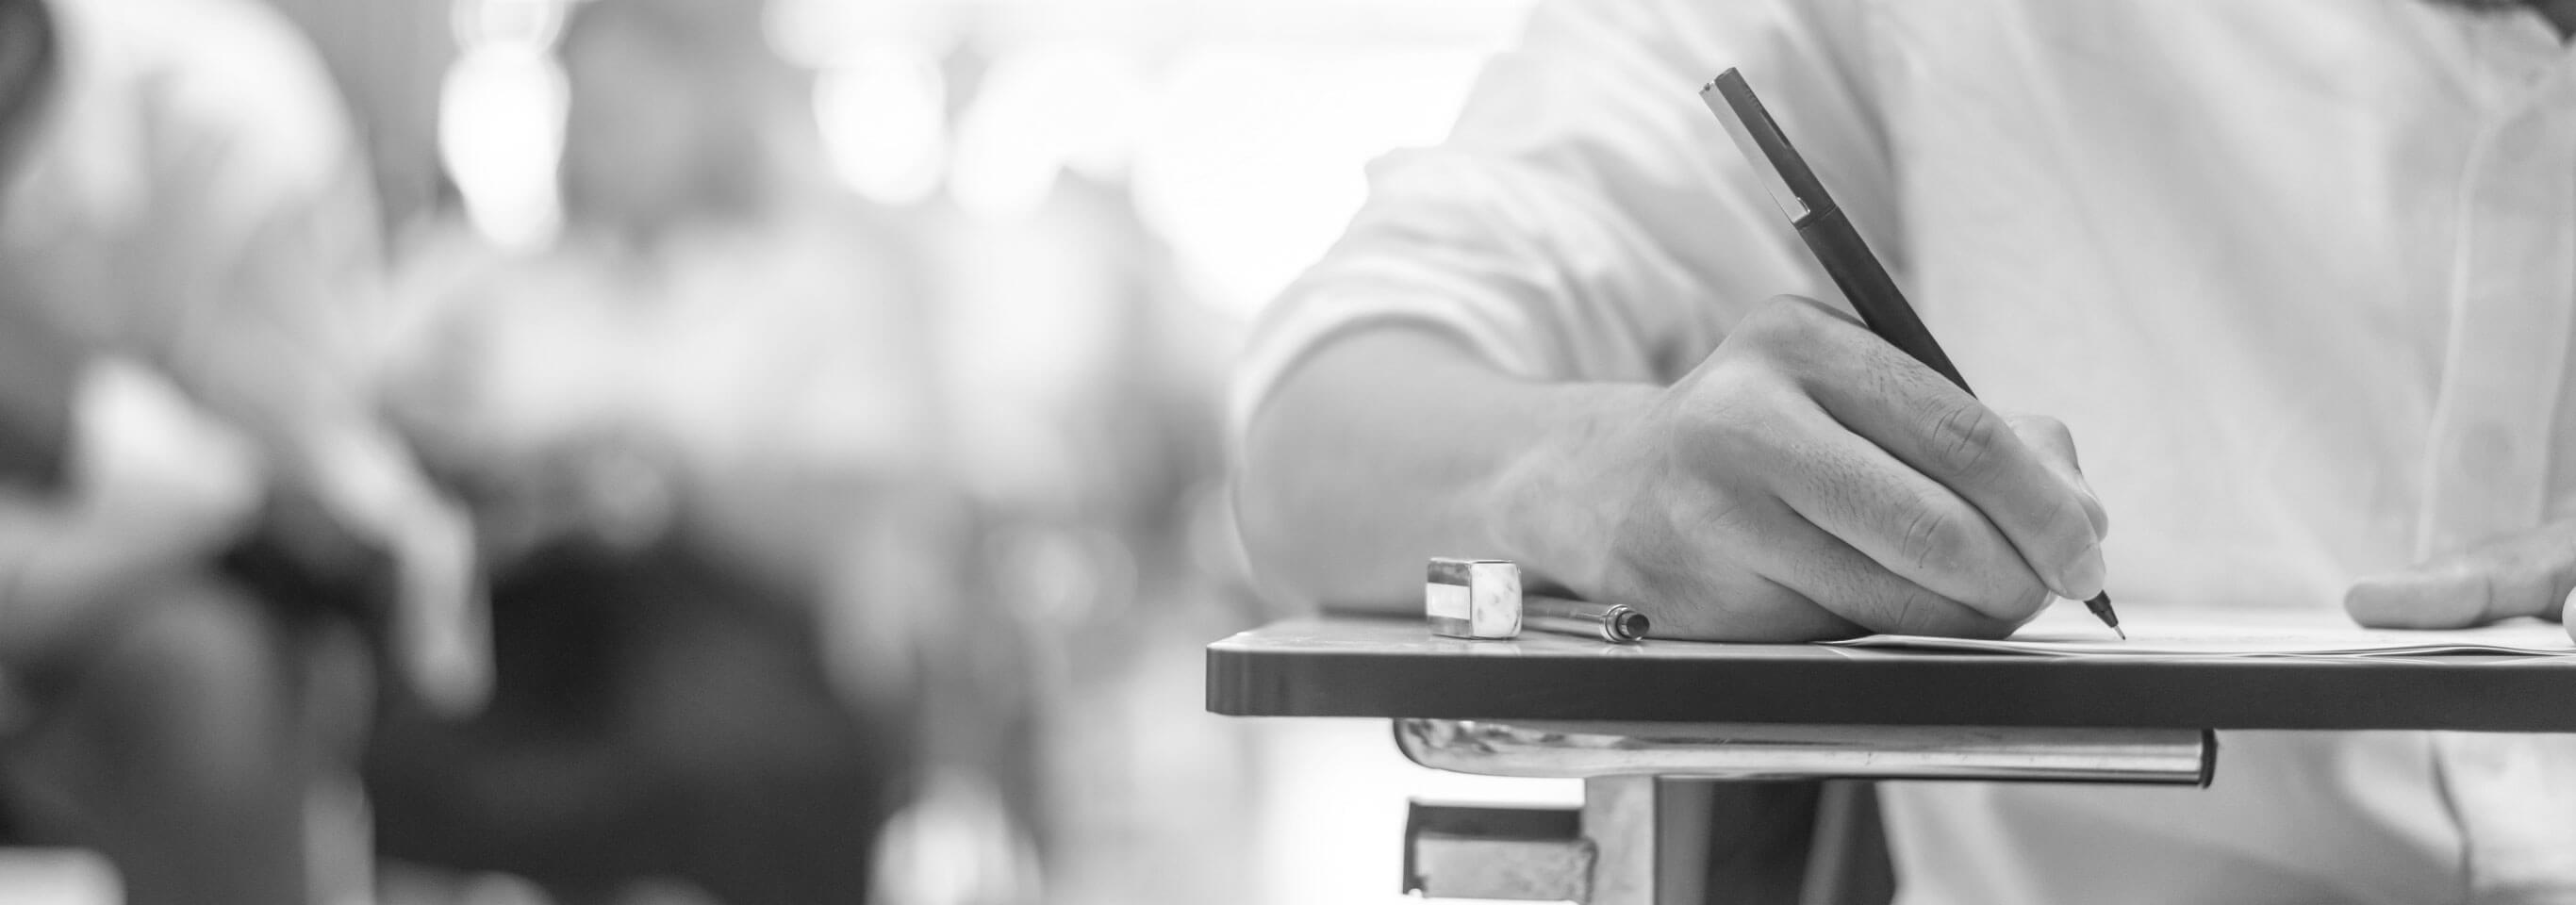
[1701,68,1830,226]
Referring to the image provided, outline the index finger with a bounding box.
[1767,301,2107,601]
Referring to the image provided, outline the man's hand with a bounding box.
[1538,295,2109,640]
[2345,520,2576,639]
[1237,295,2109,642]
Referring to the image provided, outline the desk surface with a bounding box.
[1208,617,2576,732]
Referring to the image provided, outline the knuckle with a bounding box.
[1777,293,1859,330]
[1759,293,1826,327]
[1738,296,1832,358]
[1924,401,2005,478]
[1731,297,1794,343]
[1894,497,1966,573]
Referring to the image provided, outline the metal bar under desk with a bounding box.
[1396,718,2215,785]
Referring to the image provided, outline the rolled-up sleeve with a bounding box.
[1231,0,1894,432]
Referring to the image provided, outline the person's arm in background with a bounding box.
[0,357,265,664]
[0,0,257,662]
[208,164,491,715]
[0,278,223,661]
[1233,0,2107,640]
[102,5,489,711]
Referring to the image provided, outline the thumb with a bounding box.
[2003,413,2108,539]
[2348,526,2576,629]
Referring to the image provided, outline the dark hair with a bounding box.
[0,0,57,153]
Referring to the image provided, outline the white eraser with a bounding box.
[1427,558,1520,640]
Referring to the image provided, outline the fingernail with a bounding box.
[2056,542,2106,601]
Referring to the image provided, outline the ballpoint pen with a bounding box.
[1699,68,2124,639]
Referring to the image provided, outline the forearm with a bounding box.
[1235,328,1656,611]
[0,362,265,661]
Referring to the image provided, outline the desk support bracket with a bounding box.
[1395,718,2215,785]
[1395,719,2212,902]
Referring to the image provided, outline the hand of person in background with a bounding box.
[299,423,492,716]
[0,359,264,661]
[2345,520,2576,642]
[1554,295,2109,640]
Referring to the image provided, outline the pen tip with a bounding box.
[2081,591,2122,638]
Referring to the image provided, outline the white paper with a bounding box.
[1826,604,2576,658]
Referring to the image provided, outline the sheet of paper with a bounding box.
[1825,605,2576,658]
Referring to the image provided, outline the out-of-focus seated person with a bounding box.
[365,0,934,901]
[391,0,938,595]
[387,0,946,697]
[0,0,487,902]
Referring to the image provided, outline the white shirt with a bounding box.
[1235,0,2576,900]
[0,0,384,453]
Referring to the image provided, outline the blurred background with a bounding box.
[0,0,1589,903]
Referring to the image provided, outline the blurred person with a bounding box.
[253,0,451,232]
[367,1,936,901]
[0,0,489,902]
[959,172,1260,905]
[878,37,1256,905]
[1236,0,2576,902]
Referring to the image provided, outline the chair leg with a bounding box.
[1696,782,1820,905]
[1583,777,1713,905]
[1799,782,1893,905]
[1593,778,1851,905]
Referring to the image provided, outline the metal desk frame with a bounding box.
[1211,617,2576,904]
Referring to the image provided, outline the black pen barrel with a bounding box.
[1795,206,1973,396]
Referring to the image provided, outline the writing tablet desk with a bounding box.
[1207,616,2576,904]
